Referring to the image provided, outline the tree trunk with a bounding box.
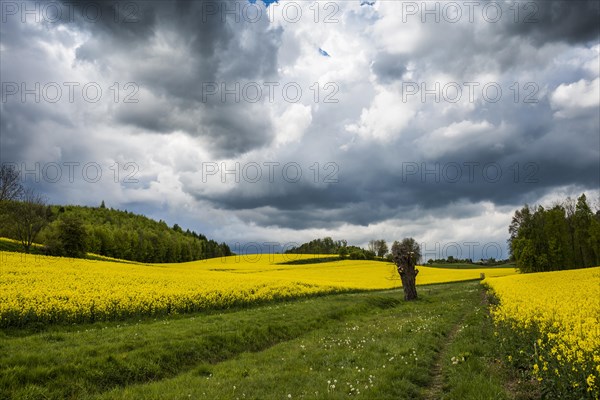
[398,266,418,301]
[391,238,421,301]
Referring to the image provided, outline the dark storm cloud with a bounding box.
[190,152,543,229]
[0,13,77,163]
[374,1,600,81]
[64,0,157,46]
[64,0,281,84]
[58,0,281,156]
[197,104,274,155]
[502,0,600,45]
[186,79,599,230]
[0,103,33,160]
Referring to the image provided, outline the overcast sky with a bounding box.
[1,0,599,259]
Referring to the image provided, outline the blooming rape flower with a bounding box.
[484,267,600,399]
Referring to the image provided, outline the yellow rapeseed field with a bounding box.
[484,267,600,398]
[0,251,515,327]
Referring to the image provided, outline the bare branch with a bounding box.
[0,164,23,202]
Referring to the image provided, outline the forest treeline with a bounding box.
[285,237,389,260]
[1,203,232,263]
[285,237,349,254]
[509,193,600,272]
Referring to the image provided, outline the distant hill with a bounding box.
[1,204,231,263]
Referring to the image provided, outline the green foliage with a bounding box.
[509,194,600,272]
[286,237,380,261]
[368,239,389,257]
[391,238,422,265]
[349,249,366,260]
[348,248,376,260]
[45,215,88,257]
[285,237,348,254]
[6,204,231,263]
[0,189,49,253]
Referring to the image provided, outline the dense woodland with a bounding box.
[285,237,348,254]
[509,193,600,272]
[0,203,232,263]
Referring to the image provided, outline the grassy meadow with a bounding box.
[1,280,516,400]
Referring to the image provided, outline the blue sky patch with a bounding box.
[248,0,279,7]
[318,48,331,57]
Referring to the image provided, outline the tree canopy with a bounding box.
[509,193,600,272]
[285,237,348,254]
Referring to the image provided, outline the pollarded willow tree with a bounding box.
[391,238,422,301]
